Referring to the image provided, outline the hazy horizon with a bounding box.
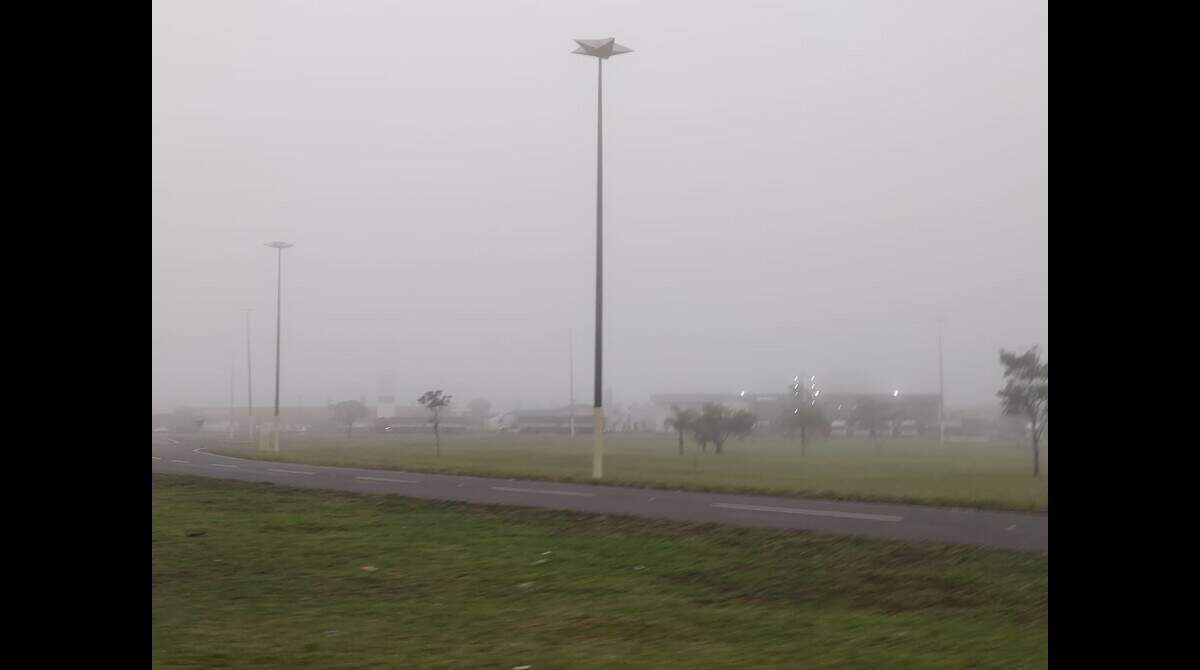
[152,0,1047,415]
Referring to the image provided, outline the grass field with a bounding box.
[152,474,1048,669]
[210,433,1048,512]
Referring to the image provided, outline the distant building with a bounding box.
[160,406,335,435]
[649,392,942,437]
[374,405,470,434]
[507,405,595,434]
[377,374,397,419]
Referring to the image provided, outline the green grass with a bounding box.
[152,474,1047,669]
[210,433,1048,512]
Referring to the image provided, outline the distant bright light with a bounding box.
[814,390,820,397]
[740,391,746,397]
[893,390,900,397]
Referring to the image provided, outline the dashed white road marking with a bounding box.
[193,447,259,462]
[170,460,190,464]
[151,456,162,461]
[711,502,903,522]
[209,464,239,469]
[355,476,419,484]
[490,486,595,498]
[268,468,316,476]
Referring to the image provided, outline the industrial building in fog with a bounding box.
[649,391,943,437]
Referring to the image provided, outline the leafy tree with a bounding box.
[331,400,368,439]
[417,390,453,456]
[689,404,755,455]
[998,347,1048,477]
[728,409,757,442]
[664,406,697,455]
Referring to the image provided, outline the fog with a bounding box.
[151,0,1047,414]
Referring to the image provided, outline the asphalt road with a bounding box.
[152,434,1047,552]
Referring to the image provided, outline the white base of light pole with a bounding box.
[592,408,604,478]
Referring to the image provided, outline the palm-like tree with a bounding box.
[664,406,697,456]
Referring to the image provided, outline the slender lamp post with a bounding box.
[569,329,576,438]
[244,308,254,441]
[572,37,633,478]
[265,241,293,452]
[937,317,945,446]
[228,355,235,442]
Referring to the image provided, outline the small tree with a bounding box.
[417,390,453,456]
[331,400,368,439]
[782,404,828,456]
[690,403,752,455]
[728,409,757,442]
[664,406,697,455]
[998,347,1048,477]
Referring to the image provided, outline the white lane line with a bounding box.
[355,476,419,484]
[151,456,162,461]
[490,486,595,498]
[170,460,191,464]
[711,502,903,522]
[268,468,316,476]
[209,464,239,469]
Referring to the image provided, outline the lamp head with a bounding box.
[572,38,634,59]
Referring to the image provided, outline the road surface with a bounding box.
[152,435,1047,552]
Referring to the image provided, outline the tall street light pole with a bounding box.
[265,241,293,452]
[228,354,236,442]
[244,308,254,441]
[937,317,945,446]
[572,37,633,479]
[569,329,576,439]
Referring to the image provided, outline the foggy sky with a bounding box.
[152,0,1047,413]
